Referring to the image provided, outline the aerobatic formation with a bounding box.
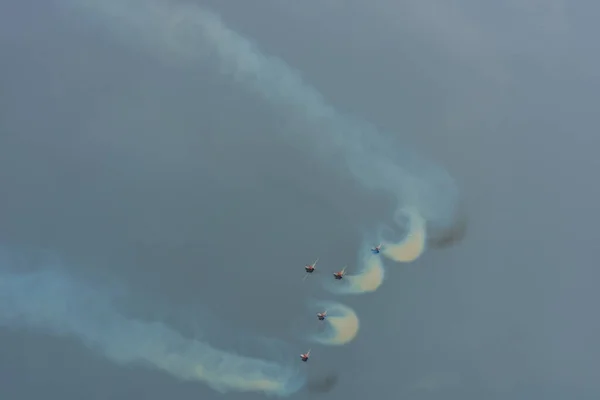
[298,217,425,357]
[0,0,460,397]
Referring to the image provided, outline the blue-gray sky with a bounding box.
[1,0,599,399]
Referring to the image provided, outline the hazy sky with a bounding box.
[1,0,599,399]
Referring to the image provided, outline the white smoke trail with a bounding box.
[58,0,459,253]
[308,301,359,346]
[0,258,304,396]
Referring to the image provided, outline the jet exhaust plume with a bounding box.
[59,0,460,284]
[308,301,359,345]
[0,255,305,397]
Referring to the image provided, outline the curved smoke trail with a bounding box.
[324,251,385,295]
[0,257,304,397]
[59,0,460,268]
[308,301,359,346]
[380,208,427,263]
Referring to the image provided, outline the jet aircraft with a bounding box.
[305,258,319,273]
[303,259,319,281]
[371,243,383,254]
[300,349,311,362]
[333,267,347,280]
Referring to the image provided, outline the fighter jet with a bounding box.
[300,349,311,362]
[333,266,347,280]
[371,243,383,254]
[305,258,319,273]
[303,259,319,281]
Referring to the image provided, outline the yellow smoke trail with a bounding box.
[325,254,385,295]
[382,208,427,263]
[0,263,305,396]
[309,301,360,346]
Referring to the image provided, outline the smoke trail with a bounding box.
[324,255,385,295]
[308,301,359,346]
[0,261,304,396]
[59,0,459,251]
[380,208,427,263]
